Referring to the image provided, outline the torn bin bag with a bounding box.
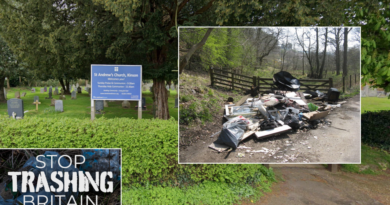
[215,116,248,149]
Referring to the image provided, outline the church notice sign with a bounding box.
[91,65,142,100]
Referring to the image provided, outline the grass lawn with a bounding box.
[361,97,390,113]
[342,144,390,174]
[1,87,178,120]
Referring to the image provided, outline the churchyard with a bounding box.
[1,86,178,120]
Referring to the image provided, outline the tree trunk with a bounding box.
[59,78,71,94]
[179,28,213,74]
[343,28,349,77]
[315,28,320,78]
[153,79,170,119]
[0,77,6,102]
[318,28,328,79]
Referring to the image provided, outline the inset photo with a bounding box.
[0,149,121,205]
[179,27,361,164]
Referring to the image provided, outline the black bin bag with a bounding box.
[215,116,248,149]
[273,71,300,91]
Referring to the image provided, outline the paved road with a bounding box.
[255,165,389,205]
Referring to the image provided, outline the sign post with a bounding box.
[91,64,142,120]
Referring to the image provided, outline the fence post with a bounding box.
[258,76,261,92]
[329,78,333,89]
[231,71,235,90]
[343,76,345,93]
[350,75,352,88]
[253,76,257,87]
[209,66,214,87]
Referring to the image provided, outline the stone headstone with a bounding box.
[15,91,20,99]
[104,100,108,107]
[95,100,104,114]
[31,88,36,93]
[72,84,76,91]
[50,98,56,106]
[40,88,44,93]
[175,98,178,108]
[77,87,82,94]
[55,100,63,112]
[7,98,24,118]
[33,96,39,103]
[21,92,26,97]
[54,87,59,95]
[122,100,130,108]
[46,87,53,99]
[44,86,47,92]
[50,86,52,89]
[71,91,77,99]
[84,86,88,91]
[87,87,91,95]
[76,83,79,88]
[368,87,377,97]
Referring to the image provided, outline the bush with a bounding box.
[361,111,390,151]
[0,115,273,187]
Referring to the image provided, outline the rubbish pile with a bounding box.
[209,71,344,151]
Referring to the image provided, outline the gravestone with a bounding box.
[46,87,53,99]
[7,98,24,119]
[84,86,88,91]
[175,98,178,108]
[72,84,76,91]
[71,91,77,100]
[15,91,20,99]
[122,100,130,108]
[368,87,378,97]
[33,100,41,111]
[21,92,26,97]
[87,87,91,95]
[40,88,44,93]
[31,88,36,93]
[135,98,146,110]
[55,100,63,112]
[77,86,82,94]
[44,86,47,92]
[50,85,52,89]
[59,95,66,100]
[95,100,104,114]
[50,99,56,106]
[33,96,39,104]
[54,87,59,95]
[76,83,79,88]
[104,100,108,107]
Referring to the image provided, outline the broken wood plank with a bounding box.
[255,125,291,139]
[303,111,330,120]
[297,92,309,109]
[236,94,251,106]
[241,131,255,141]
[208,142,231,152]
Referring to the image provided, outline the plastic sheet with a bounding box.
[215,116,248,149]
[80,149,121,185]
[273,71,300,91]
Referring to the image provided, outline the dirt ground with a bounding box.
[179,95,360,163]
[251,164,390,205]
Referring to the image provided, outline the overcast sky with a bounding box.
[266,27,361,52]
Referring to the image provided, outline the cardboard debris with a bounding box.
[303,111,330,120]
[255,125,292,139]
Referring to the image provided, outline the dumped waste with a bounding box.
[210,72,343,152]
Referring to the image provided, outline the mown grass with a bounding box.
[341,145,390,175]
[361,97,390,113]
[1,87,178,120]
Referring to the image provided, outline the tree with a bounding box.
[0,0,116,94]
[179,28,213,74]
[343,27,352,77]
[329,28,343,75]
[0,36,20,102]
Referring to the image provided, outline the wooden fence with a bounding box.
[209,67,334,92]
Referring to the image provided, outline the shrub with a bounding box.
[0,115,273,187]
[361,111,390,151]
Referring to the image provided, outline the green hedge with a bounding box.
[0,115,273,186]
[361,111,390,151]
